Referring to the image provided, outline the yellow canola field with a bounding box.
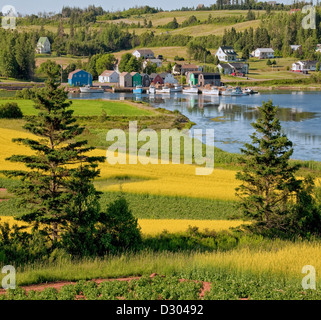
[0,127,240,200]
[0,216,245,235]
[138,219,246,235]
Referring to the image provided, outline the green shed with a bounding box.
[130,72,142,87]
[189,72,201,86]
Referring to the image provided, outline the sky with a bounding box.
[0,0,302,15]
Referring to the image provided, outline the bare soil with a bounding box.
[0,273,212,299]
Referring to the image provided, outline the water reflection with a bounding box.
[69,91,321,161]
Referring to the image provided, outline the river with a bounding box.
[69,90,321,162]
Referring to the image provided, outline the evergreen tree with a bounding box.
[1,62,105,246]
[235,100,302,229]
[15,34,35,80]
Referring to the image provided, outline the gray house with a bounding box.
[140,73,151,87]
[119,72,132,87]
[218,62,249,75]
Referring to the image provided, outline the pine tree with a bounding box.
[1,61,105,245]
[235,100,302,229]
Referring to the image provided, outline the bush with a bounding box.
[0,222,50,265]
[98,196,142,252]
[0,102,23,119]
[174,55,185,61]
[15,88,36,100]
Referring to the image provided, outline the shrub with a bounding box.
[98,196,142,252]
[15,88,36,100]
[0,102,23,118]
[174,55,185,61]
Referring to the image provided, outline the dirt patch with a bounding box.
[0,274,212,299]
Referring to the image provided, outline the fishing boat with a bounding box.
[231,86,245,96]
[221,87,233,96]
[182,85,199,94]
[133,85,143,94]
[243,88,253,94]
[147,84,156,94]
[79,85,104,93]
[170,83,182,93]
[243,87,258,94]
[156,85,171,94]
[202,86,220,96]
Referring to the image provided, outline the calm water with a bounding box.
[69,91,321,161]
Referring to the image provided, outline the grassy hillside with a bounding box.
[0,99,155,116]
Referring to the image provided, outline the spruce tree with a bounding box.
[1,61,105,246]
[235,100,301,229]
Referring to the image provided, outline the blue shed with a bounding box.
[68,69,93,87]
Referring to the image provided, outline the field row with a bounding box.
[1,274,320,300]
[0,216,244,235]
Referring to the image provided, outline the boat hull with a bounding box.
[202,90,220,95]
[156,89,171,94]
[80,86,104,93]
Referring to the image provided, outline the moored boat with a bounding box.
[156,85,171,94]
[182,85,199,94]
[147,84,156,94]
[79,85,104,93]
[231,86,245,96]
[221,87,233,96]
[202,86,220,96]
[170,83,182,93]
[133,85,143,94]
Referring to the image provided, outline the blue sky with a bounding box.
[1,0,300,15]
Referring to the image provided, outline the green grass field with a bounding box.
[0,99,155,116]
[0,187,238,220]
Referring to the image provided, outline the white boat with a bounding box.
[133,85,143,94]
[182,85,199,94]
[147,85,156,94]
[243,87,258,94]
[170,84,182,93]
[156,85,171,94]
[231,86,246,96]
[79,85,104,93]
[202,87,220,96]
[221,87,233,96]
[243,88,253,94]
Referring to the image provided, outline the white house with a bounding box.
[98,70,119,83]
[290,45,302,52]
[132,49,155,59]
[292,60,318,72]
[215,46,239,62]
[143,58,162,69]
[253,48,274,59]
[36,37,51,54]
